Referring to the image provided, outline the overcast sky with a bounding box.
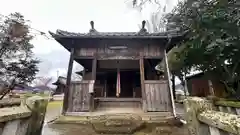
[0,0,179,83]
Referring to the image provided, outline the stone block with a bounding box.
[25,96,48,135]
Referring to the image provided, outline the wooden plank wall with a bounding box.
[190,79,210,97]
[68,81,91,112]
[74,44,163,58]
[144,80,171,112]
[189,79,226,97]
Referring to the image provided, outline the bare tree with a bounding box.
[146,12,167,33]
[129,0,165,11]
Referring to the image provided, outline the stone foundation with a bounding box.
[184,97,240,135]
[53,113,187,135]
[0,96,48,135]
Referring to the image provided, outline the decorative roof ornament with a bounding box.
[89,21,98,34]
[49,20,188,39]
[138,20,148,35]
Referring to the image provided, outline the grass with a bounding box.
[47,100,63,109]
[23,93,50,98]
[215,100,240,108]
[18,92,63,110]
[55,115,89,124]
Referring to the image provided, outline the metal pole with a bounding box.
[57,70,59,78]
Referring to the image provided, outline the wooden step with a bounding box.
[95,98,141,102]
[95,98,142,108]
[98,101,141,108]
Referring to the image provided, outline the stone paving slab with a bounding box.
[0,106,31,122]
[0,98,21,108]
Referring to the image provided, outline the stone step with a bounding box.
[54,114,185,134]
[91,114,144,134]
[141,112,173,121]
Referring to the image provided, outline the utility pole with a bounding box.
[57,70,59,78]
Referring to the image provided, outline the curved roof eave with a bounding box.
[49,29,188,39]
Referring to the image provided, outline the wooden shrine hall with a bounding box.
[49,21,186,115]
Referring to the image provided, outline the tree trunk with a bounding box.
[235,90,240,100]
[234,84,240,100]
[0,80,15,100]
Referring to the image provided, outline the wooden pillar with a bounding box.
[63,48,74,114]
[82,69,86,80]
[183,72,189,97]
[116,67,121,97]
[90,57,97,112]
[208,80,215,96]
[133,83,135,98]
[140,57,147,112]
[164,50,176,117]
[92,57,97,80]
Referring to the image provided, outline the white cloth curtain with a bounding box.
[116,69,121,97]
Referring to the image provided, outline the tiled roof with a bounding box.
[49,20,187,39]
[52,76,67,85]
[52,75,82,85]
[49,29,186,39]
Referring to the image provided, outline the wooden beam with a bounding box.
[73,56,94,59]
[63,48,74,114]
[144,56,163,59]
[139,57,147,112]
[164,50,176,117]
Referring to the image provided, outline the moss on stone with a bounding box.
[0,98,21,108]
[0,106,31,122]
[198,110,240,134]
[51,113,188,134]
[133,132,148,135]
[206,96,240,108]
[133,125,187,135]
[54,116,90,125]
[206,96,220,101]
[25,96,48,135]
[91,114,144,134]
[215,100,240,108]
[183,97,216,135]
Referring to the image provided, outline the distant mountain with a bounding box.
[32,85,52,91]
[13,84,52,92]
